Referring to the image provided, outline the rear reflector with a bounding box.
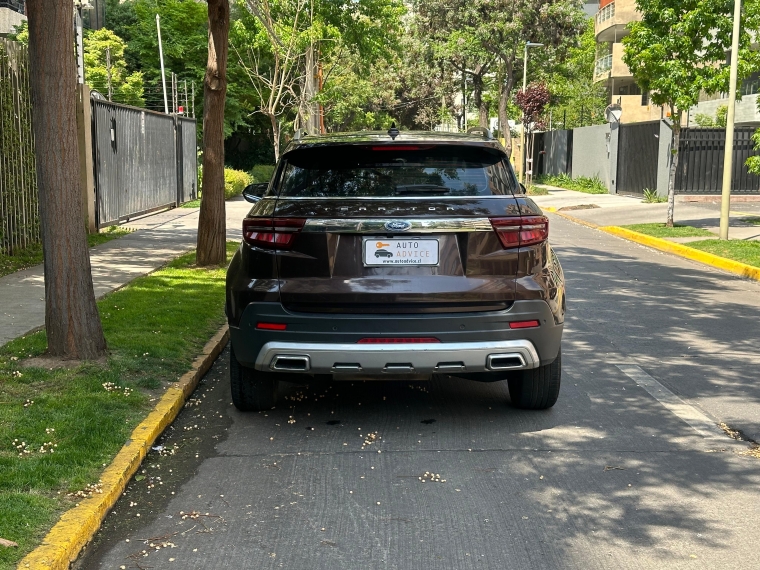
[257,322,287,331]
[243,217,305,250]
[357,337,440,344]
[509,320,540,329]
[490,216,549,248]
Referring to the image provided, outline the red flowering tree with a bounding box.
[516,82,550,186]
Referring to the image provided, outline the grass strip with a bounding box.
[534,173,608,194]
[0,226,130,278]
[0,242,236,569]
[621,223,715,238]
[687,239,760,269]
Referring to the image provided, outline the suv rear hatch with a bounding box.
[244,142,546,314]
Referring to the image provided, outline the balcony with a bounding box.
[593,42,634,84]
[594,0,641,43]
[0,0,25,14]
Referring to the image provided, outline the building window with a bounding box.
[641,91,649,106]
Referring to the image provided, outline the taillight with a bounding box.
[243,217,305,250]
[490,216,549,248]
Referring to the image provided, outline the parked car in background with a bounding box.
[226,128,565,411]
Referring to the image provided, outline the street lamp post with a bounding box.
[520,41,544,183]
[719,0,743,240]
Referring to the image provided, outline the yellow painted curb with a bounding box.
[545,209,600,230]
[18,325,230,570]
[600,226,760,282]
[545,209,760,282]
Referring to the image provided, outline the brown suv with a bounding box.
[226,129,565,411]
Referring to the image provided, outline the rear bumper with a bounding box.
[229,300,563,373]
[255,339,539,375]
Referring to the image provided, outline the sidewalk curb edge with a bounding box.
[17,324,230,570]
[546,209,760,282]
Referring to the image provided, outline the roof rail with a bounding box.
[466,126,492,140]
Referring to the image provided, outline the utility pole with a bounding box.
[156,14,169,114]
[462,71,467,130]
[171,72,177,113]
[74,4,85,84]
[720,0,743,240]
[106,46,112,101]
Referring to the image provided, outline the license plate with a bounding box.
[363,238,439,266]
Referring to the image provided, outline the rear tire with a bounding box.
[230,346,278,411]
[508,349,561,410]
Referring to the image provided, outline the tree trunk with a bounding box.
[197,0,230,267]
[269,113,281,162]
[666,110,680,228]
[471,66,489,128]
[26,0,107,360]
[498,60,515,156]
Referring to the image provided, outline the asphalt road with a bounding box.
[77,215,760,570]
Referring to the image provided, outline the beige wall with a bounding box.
[0,8,25,36]
[616,95,664,123]
[610,43,632,80]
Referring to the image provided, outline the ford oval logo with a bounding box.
[384,220,412,232]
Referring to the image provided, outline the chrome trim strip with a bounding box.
[302,218,493,233]
[255,340,540,374]
[273,195,515,201]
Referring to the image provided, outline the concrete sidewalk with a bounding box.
[0,199,250,348]
[531,185,760,241]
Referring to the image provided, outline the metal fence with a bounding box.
[0,38,39,256]
[675,127,760,194]
[92,97,197,228]
[616,121,659,195]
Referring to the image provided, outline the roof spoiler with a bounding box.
[466,126,493,140]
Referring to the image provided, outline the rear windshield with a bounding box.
[276,145,517,198]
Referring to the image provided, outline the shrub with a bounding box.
[642,188,666,203]
[536,173,608,194]
[224,168,253,200]
[250,164,276,184]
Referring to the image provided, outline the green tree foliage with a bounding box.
[83,29,145,106]
[544,20,607,129]
[127,0,208,113]
[8,20,29,44]
[694,105,728,127]
[623,0,760,225]
[414,0,586,153]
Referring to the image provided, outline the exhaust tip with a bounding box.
[487,354,526,371]
[271,355,310,372]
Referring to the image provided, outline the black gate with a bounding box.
[91,97,197,228]
[616,121,659,195]
[675,127,760,194]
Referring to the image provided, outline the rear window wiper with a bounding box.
[394,184,451,195]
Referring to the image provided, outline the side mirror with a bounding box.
[519,183,528,195]
[242,183,268,203]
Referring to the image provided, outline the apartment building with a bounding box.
[592,0,665,123]
[0,0,25,36]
